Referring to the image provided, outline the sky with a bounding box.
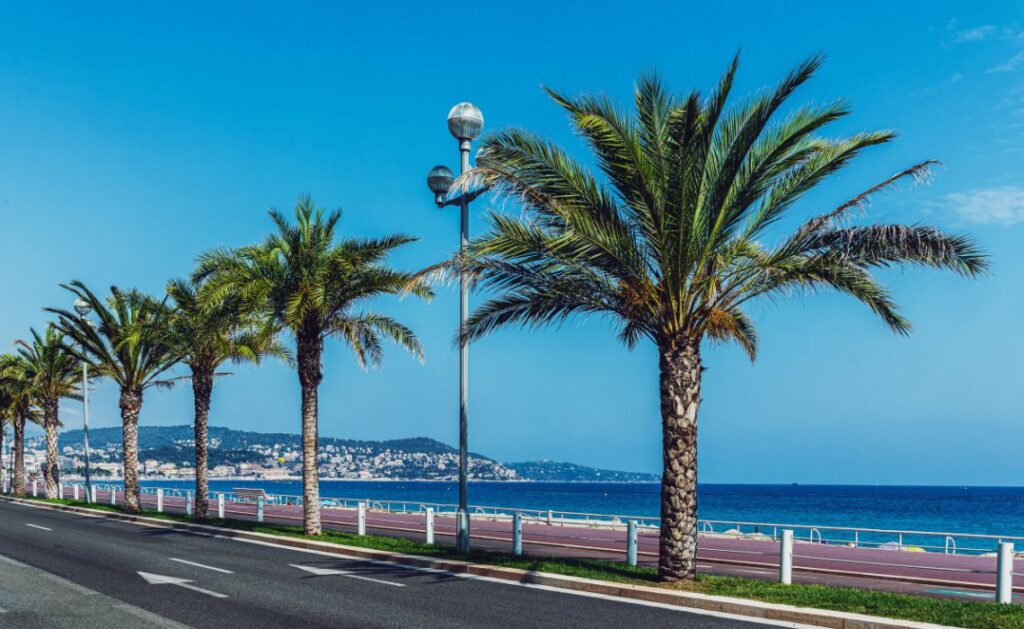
[2,2,1024,485]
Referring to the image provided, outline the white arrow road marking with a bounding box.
[25,523,52,531]
[137,571,228,598]
[169,558,234,574]
[289,563,405,587]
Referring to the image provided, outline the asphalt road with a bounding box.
[0,500,807,629]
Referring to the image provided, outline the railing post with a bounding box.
[854,530,859,548]
[626,520,638,567]
[90,484,97,504]
[186,491,193,517]
[73,484,80,501]
[513,512,523,556]
[357,501,367,536]
[111,487,117,506]
[58,483,64,500]
[256,496,265,523]
[780,529,794,584]
[218,493,225,519]
[32,480,37,497]
[156,488,164,512]
[997,542,1014,604]
[425,508,435,545]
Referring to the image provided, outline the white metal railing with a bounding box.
[36,481,1024,557]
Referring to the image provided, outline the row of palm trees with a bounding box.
[0,57,988,581]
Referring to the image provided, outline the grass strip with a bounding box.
[18,495,1024,628]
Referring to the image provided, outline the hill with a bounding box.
[43,425,657,482]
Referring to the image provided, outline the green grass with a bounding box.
[17,495,1024,628]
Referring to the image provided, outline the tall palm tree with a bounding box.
[196,196,432,534]
[0,354,39,497]
[47,282,179,513]
[14,326,83,498]
[445,57,987,581]
[165,277,288,519]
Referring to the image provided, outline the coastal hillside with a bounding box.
[42,425,656,482]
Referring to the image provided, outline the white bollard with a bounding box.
[357,502,367,536]
[58,483,64,500]
[218,493,225,519]
[513,512,523,556]
[186,491,193,517]
[425,508,435,545]
[90,485,97,504]
[156,488,164,512]
[780,529,794,585]
[32,480,38,497]
[73,485,80,501]
[256,497,264,523]
[997,542,1014,604]
[626,520,638,566]
[547,510,554,525]
[111,487,117,506]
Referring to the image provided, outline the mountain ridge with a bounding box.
[42,425,660,482]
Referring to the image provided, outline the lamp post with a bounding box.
[73,297,93,503]
[427,102,484,554]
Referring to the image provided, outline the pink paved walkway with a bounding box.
[49,487,1024,602]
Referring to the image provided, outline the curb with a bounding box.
[1,496,955,629]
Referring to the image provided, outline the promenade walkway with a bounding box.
[61,487,1018,603]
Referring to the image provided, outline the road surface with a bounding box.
[0,499,805,629]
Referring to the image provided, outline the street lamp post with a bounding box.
[427,102,484,554]
[73,297,93,503]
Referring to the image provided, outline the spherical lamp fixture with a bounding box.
[447,102,484,143]
[427,165,455,206]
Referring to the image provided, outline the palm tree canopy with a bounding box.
[165,278,290,374]
[13,326,82,411]
[0,353,43,426]
[452,56,987,357]
[45,281,179,392]
[195,195,433,368]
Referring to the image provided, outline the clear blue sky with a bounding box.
[2,2,1023,484]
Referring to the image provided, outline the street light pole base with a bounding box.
[456,509,471,553]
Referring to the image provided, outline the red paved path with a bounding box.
[46,487,1024,602]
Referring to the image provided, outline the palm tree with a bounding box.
[196,195,432,534]
[47,282,179,513]
[13,326,83,498]
[0,354,39,497]
[445,57,987,581]
[165,278,287,519]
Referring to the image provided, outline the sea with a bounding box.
[124,480,1024,544]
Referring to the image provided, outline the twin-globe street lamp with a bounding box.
[426,102,484,554]
[72,297,93,503]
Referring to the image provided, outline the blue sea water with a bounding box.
[133,480,1024,541]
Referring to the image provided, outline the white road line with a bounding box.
[169,558,234,574]
[138,571,228,599]
[0,554,29,568]
[38,571,99,595]
[25,523,52,531]
[112,604,192,629]
[289,563,405,587]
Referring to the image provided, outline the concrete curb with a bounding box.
[1,496,956,629]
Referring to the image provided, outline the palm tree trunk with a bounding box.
[120,389,143,513]
[192,369,213,519]
[657,335,702,582]
[297,330,323,535]
[13,416,25,497]
[44,397,60,499]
